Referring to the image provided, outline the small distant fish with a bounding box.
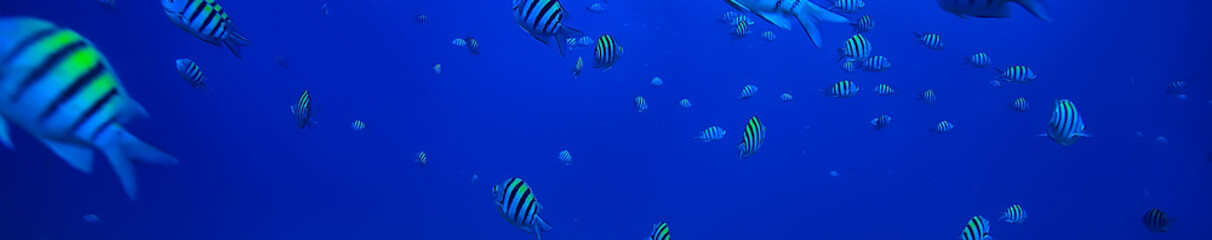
[732,22,750,41]
[739,84,759,100]
[829,170,840,177]
[1167,81,1188,95]
[914,32,944,50]
[175,58,212,92]
[433,64,442,75]
[350,120,366,131]
[161,0,253,58]
[1012,97,1029,112]
[415,151,428,167]
[871,114,892,130]
[824,80,860,98]
[838,34,872,62]
[463,36,480,55]
[934,120,955,133]
[831,0,866,13]
[695,126,727,142]
[594,34,623,71]
[451,38,467,47]
[415,14,429,24]
[738,116,766,159]
[1142,208,1175,233]
[471,174,479,184]
[572,57,583,79]
[780,93,794,102]
[989,80,1003,88]
[851,15,874,33]
[1156,136,1168,144]
[762,31,776,41]
[82,214,102,223]
[679,99,692,109]
[648,221,670,240]
[996,65,1037,83]
[321,3,329,16]
[919,89,937,104]
[959,216,991,240]
[290,90,315,129]
[1000,205,1027,224]
[841,61,858,73]
[558,150,572,166]
[965,52,992,68]
[861,55,891,72]
[493,178,553,238]
[275,55,288,67]
[1040,99,1089,146]
[512,0,586,56]
[873,84,896,95]
[634,96,648,112]
[651,77,664,87]
[937,0,1052,22]
[587,3,605,13]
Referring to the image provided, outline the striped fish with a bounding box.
[841,60,857,72]
[999,205,1027,224]
[935,120,955,133]
[161,0,252,58]
[593,34,622,71]
[851,15,874,33]
[965,52,992,68]
[1041,99,1089,146]
[1167,81,1188,95]
[415,151,427,167]
[739,84,758,100]
[762,30,776,41]
[936,0,1052,22]
[558,150,572,166]
[871,114,892,130]
[493,178,553,239]
[512,0,586,57]
[861,55,890,72]
[780,93,794,102]
[464,35,480,55]
[873,84,895,95]
[174,58,211,92]
[720,11,743,24]
[451,38,467,47]
[0,17,178,199]
[919,89,936,104]
[723,0,849,48]
[831,0,866,13]
[726,14,755,27]
[648,221,670,240]
[650,77,663,87]
[959,215,991,240]
[679,98,691,109]
[838,34,872,62]
[415,14,429,24]
[634,96,648,112]
[738,115,766,159]
[1142,208,1175,233]
[350,120,366,131]
[290,90,314,129]
[1012,97,1029,112]
[732,22,750,41]
[914,32,944,50]
[695,126,726,142]
[571,57,582,79]
[823,80,859,98]
[996,66,1036,83]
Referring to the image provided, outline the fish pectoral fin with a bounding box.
[0,116,13,149]
[533,224,543,240]
[1011,0,1053,22]
[40,139,95,174]
[754,11,792,29]
[103,129,179,200]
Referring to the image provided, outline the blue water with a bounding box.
[1,0,1210,239]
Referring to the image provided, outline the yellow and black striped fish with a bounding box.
[999,204,1027,223]
[0,17,178,199]
[1142,208,1175,233]
[738,115,765,159]
[648,221,670,240]
[824,80,859,98]
[493,178,553,239]
[1042,99,1088,146]
[919,89,937,104]
[512,0,585,56]
[959,215,991,240]
[174,58,211,92]
[594,34,622,71]
[914,32,944,50]
[161,0,252,58]
[290,90,314,129]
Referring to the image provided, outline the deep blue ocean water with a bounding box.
[1,0,1210,239]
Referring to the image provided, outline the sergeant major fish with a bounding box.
[1040,99,1089,146]
[161,0,252,58]
[493,178,554,240]
[174,58,212,92]
[648,221,670,240]
[738,115,766,159]
[594,34,622,71]
[723,0,850,48]
[695,126,726,142]
[290,90,316,129]
[512,0,586,56]
[1000,204,1027,223]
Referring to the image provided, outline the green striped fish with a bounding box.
[0,17,178,199]
[161,0,252,58]
[648,221,670,240]
[738,115,765,159]
[493,177,553,240]
[960,215,991,240]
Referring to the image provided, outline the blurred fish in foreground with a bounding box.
[493,178,553,239]
[161,0,252,58]
[1142,208,1175,233]
[695,126,726,142]
[1040,99,1089,146]
[937,0,1053,22]
[723,0,849,48]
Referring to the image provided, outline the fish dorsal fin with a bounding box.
[755,11,792,29]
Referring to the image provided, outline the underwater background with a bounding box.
[1,0,1210,239]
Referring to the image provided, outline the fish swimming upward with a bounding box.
[723,0,850,48]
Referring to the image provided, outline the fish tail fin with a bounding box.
[102,128,178,199]
[1011,0,1053,22]
[536,216,552,232]
[795,2,848,48]
[554,26,585,57]
[224,31,252,59]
